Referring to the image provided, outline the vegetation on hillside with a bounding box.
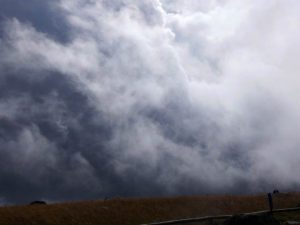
[0,193,299,225]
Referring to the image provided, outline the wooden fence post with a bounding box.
[267,193,273,213]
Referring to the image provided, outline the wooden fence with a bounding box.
[141,207,300,225]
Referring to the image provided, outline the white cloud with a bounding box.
[1,0,300,201]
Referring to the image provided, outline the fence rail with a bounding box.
[141,207,300,225]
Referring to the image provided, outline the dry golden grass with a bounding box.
[0,193,299,225]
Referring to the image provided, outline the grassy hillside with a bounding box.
[0,193,299,225]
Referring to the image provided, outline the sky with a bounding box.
[0,0,300,204]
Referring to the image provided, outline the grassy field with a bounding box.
[0,193,299,225]
[275,211,300,224]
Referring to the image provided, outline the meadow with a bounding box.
[0,193,299,225]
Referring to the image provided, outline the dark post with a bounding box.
[267,193,273,213]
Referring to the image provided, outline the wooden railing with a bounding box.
[141,207,300,225]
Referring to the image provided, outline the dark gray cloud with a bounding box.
[0,0,300,204]
[0,0,69,42]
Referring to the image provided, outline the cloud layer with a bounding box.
[0,0,300,203]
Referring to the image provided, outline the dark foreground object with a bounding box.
[223,213,280,225]
[30,201,47,205]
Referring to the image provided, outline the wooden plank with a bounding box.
[141,215,232,225]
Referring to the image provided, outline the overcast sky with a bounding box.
[0,0,300,204]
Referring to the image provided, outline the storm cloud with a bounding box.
[0,0,300,204]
